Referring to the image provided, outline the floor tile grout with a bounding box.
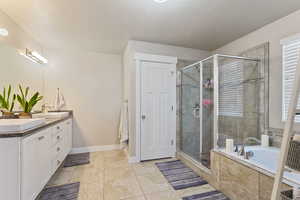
[47,150,216,200]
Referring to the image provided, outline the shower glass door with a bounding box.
[200,58,214,168]
[180,64,201,162]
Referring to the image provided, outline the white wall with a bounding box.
[123,41,210,157]
[127,40,211,61]
[44,49,122,148]
[0,10,42,53]
[214,9,300,130]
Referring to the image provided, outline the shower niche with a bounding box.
[179,54,268,169]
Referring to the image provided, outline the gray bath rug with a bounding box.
[38,182,80,200]
[182,190,230,200]
[64,152,90,167]
[155,160,208,190]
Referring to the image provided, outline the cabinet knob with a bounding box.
[56,126,60,130]
[57,147,60,152]
[57,135,60,140]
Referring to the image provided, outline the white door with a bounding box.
[140,61,176,161]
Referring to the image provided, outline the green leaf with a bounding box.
[19,85,25,100]
[16,86,43,113]
[25,101,29,113]
[0,94,4,109]
[9,94,16,112]
[10,102,14,112]
[17,95,25,109]
[3,87,6,102]
[25,87,29,97]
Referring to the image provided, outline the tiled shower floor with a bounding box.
[47,150,216,200]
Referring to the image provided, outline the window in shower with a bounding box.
[219,61,243,117]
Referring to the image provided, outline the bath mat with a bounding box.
[38,182,80,200]
[182,190,230,200]
[155,160,208,190]
[64,152,90,167]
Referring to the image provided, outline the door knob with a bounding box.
[141,115,146,120]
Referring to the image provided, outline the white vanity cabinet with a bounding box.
[0,118,73,200]
[50,119,72,174]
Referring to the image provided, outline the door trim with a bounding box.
[135,53,178,162]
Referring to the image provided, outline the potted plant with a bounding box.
[0,85,16,117]
[17,85,43,119]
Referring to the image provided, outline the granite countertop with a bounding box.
[0,110,73,138]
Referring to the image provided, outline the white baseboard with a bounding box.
[128,156,139,163]
[70,144,121,154]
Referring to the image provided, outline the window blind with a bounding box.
[282,38,300,121]
[219,61,243,117]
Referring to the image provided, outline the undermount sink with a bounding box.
[32,112,69,119]
[0,118,46,133]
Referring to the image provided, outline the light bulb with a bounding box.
[0,28,8,36]
[153,0,169,3]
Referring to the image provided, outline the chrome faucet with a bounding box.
[41,103,52,113]
[237,137,260,159]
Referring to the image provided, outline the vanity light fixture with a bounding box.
[19,48,48,64]
[153,0,169,3]
[0,28,8,36]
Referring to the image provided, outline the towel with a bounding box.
[54,88,66,110]
[119,101,129,143]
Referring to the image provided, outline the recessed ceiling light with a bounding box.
[0,28,8,36]
[153,0,169,3]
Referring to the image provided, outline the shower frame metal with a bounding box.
[180,54,260,169]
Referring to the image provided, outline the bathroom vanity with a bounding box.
[0,113,73,200]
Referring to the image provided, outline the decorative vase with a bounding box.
[18,112,32,119]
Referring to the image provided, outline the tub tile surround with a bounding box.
[47,150,217,200]
[213,151,292,200]
[179,150,292,200]
[267,127,300,148]
[219,153,260,200]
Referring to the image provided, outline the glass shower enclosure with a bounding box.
[179,54,264,169]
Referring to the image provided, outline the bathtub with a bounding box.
[218,146,300,187]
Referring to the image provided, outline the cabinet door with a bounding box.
[65,119,73,154]
[21,128,52,200]
[38,129,52,186]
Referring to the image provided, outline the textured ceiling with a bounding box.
[1,0,300,54]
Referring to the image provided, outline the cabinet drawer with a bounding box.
[53,123,63,134]
[52,128,64,146]
[52,142,63,157]
[52,150,66,172]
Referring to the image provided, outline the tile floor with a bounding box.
[47,150,216,200]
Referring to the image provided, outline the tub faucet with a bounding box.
[238,145,245,156]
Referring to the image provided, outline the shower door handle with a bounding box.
[193,108,200,118]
